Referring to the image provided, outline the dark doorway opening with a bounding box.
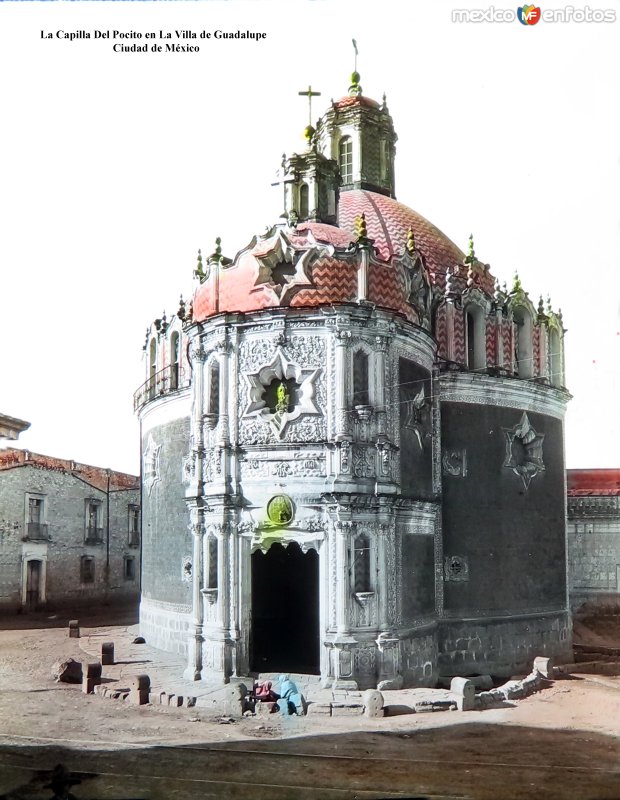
[26,560,42,611]
[250,542,319,675]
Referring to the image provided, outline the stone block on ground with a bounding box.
[129,689,149,705]
[450,677,476,711]
[101,642,115,666]
[500,680,526,700]
[148,692,160,705]
[331,703,364,716]
[362,689,384,718]
[533,656,554,679]
[52,658,82,684]
[307,702,331,716]
[414,700,457,713]
[82,661,102,694]
[68,620,80,638]
[440,674,493,690]
[131,674,151,691]
[377,676,404,691]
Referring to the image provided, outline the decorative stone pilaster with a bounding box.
[335,521,352,635]
[334,328,351,442]
[184,517,204,681]
[374,335,388,439]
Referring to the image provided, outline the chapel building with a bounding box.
[135,72,571,688]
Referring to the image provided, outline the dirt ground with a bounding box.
[0,608,618,800]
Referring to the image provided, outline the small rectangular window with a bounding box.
[28,498,43,524]
[128,505,140,547]
[85,500,103,543]
[81,556,95,584]
[124,557,136,581]
[25,495,48,540]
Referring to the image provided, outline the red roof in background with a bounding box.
[0,448,139,492]
[567,469,620,497]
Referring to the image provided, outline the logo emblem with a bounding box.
[518,5,541,24]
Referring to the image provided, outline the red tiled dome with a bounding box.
[192,190,464,323]
[337,190,464,280]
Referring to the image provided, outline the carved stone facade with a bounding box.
[136,73,572,688]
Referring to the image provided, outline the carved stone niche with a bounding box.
[354,405,374,423]
[503,411,545,491]
[442,449,467,478]
[243,348,322,439]
[354,591,374,609]
[201,588,218,605]
[444,555,469,582]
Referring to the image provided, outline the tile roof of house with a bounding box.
[567,469,620,497]
[0,448,139,491]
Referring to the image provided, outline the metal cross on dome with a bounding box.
[298,85,321,126]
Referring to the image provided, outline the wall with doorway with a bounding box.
[0,449,140,612]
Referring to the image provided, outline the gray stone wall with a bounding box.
[441,403,567,615]
[401,535,435,620]
[141,417,192,608]
[568,497,620,609]
[401,629,438,687]
[438,612,572,677]
[0,465,140,610]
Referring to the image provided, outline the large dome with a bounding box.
[337,190,464,280]
[192,189,465,323]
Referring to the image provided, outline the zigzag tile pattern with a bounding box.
[485,319,496,368]
[452,312,466,366]
[368,261,416,322]
[435,309,448,359]
[503,321,515,374]
[533,326,541,375]
[193,190,465,322]
[338,190,465,281]
[292,257,358,308]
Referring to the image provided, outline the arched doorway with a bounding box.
[250,542,319,674]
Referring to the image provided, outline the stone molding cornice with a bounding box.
[439,373,570,420]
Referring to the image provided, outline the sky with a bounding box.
[0,0,618,476]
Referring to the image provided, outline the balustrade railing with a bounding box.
[133,365,189,412]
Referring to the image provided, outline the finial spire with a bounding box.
[349,39,362,96]
[355,213,368,240]
[194,248,204,281]
[464,233,476,265]
[406,227,416,255]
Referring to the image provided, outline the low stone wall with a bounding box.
[139,597,191,657]
[438,612,572,677]
[400,629,438,687]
